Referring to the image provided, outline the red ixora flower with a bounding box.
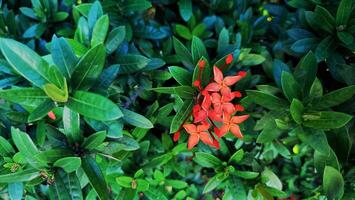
[172,54,249,150]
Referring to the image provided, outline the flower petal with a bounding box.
[209,110,223,122]
[218,124,230,138]
[188,134,199,150]
[223,75,243,86]
[212,139,220,149]
[213,66,223,83]
[230,124,243,138]
[194,110,208,123]
[197,124,210,132]
[223,103,235,114]
[231,115,249,124]
[220,86,231,97]
[173,131,180,142]
[199,132,213,145]
[205,82,220,92]
[183,124,197,134]
[201,94,212,110]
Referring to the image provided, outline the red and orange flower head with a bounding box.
[172,55,249,150]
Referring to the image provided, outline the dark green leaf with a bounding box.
[116,54,150,74]
[246,90,289,110]
[293,51,317,94]
[191,36,208,64]
[49,169,83,200]
[82,131,106,150]
[168,66,192,86]
[179,0,192,21]
[302,111,352,129]
[323,166,344,200]
[316,86,355,109]
[81,156,109,200]
[281,72,302,102]
[105,26,125,54]
[28,99,56,122]
[336,0,352,25]
[53,157,81,173]
[170,99,193,133]
[63,106,82,143]
[290,99,304,124]
[71,44,106,90]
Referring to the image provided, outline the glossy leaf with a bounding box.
[53,157,81,173]
[170,99,194,133]
[71,44,106,90]
[246,90,289,110]
[105,26,125,54]
[82,131,106,150]
[49,169,83,200]
[323,166,344,199]
[122,108,153,129]
[66,91,123,121]
[63,106,82,143]
[91,15,109,46]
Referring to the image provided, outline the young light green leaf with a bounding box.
[0,169,39,183]
[66,91,123,121]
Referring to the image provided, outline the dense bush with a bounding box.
[0,0,354,199]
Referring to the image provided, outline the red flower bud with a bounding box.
[173,131,180,142]
[235,104,245,111]
[237,71,247,77]
[198,60,206,68]
[211,139,220,149]
[193,80,201,88]
[47,111,56,120]
[233,91,242,98]
[225,54,233,64]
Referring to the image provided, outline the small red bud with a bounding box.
[233,91,242,98]
[193,80,201,88]
[173,131,180,142]
[235,105,245,112]
[237,71,247,77]
[47,111,56,120]
[198,60,206,68]
[225,54,233,64]
[212,139,220,149]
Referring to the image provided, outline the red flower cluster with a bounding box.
[173,54,249,150]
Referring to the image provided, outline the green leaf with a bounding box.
[191,36,208,64]
[203,173,226,194]
[165,179,188,189]
[63,106,82,143]
[217,28,229,54]
[119,0,152,12]
[170,99,194,133]
[168,66,192,86]
[234,171,259,179]
[290,99,304,124]
[290,38,319,54]
[91,15,109,46]
[0,38,59,88]
[8,182,23,200]
[116,54,150,74]
[116,176,133,188]
[337,31,354,45]
[175,24,192,40]
[151,86,195,99]
[323,166,344,200]
[295,127,330,155]
[224,177,246,199]
[116,189,136,200]
[53,157,81,173]
[261,168,282,190]
[0,169,39,183]
[105,26,125,54]
[281,72,302,102]
[179,0,192,21]
[43,79,69,102]
[293,51,317,95]
[51,35,78,79]
[173,37,193,69]
[11,127,47,169]
[336,0,352,26]
[193,152,222,168]
[122,108,154,129]
[48,169,83,200]
[240,54,265,66]
[246,90,289,110]
[314,6,335,33]
[0,136,15,156]
[71,44,106,90]
[316,85,355,109]
[82,131,106,150]
[28,99,56,122]
[66,91,123,121]
[302,111,352,129]
[228,149,244,164]
[81,156,109,200]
